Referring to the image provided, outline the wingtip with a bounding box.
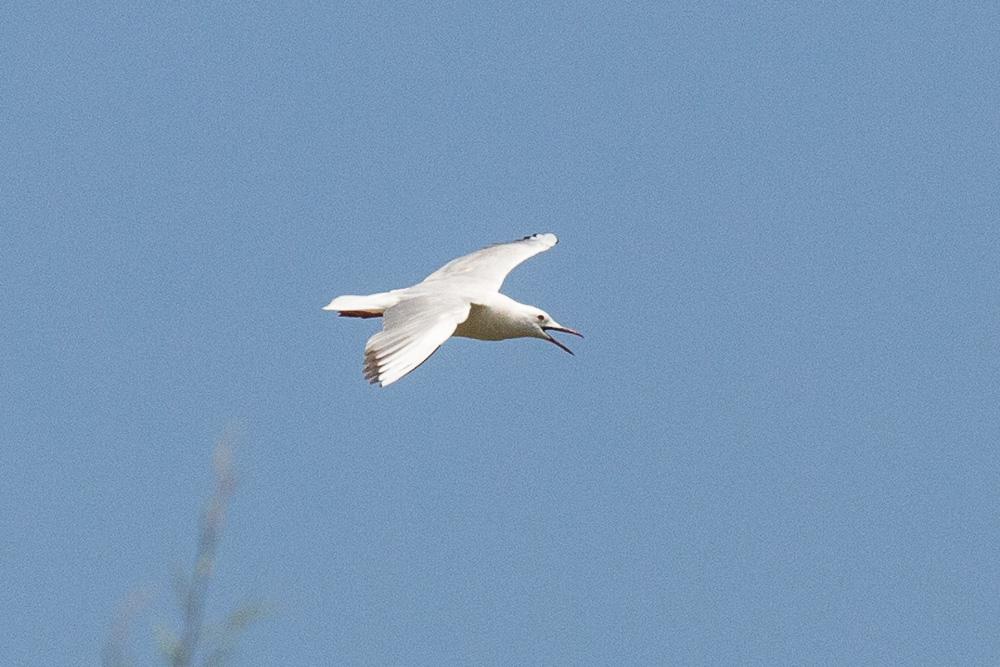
[521,232,558,246]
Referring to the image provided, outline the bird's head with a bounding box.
[525,308,583,355]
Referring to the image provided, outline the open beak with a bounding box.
[542,324,583,355]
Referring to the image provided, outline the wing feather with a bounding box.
[362,296,471,387]
[420,233,558,292]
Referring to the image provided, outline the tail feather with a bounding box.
[338,310,381,319]
[322,291,399,317]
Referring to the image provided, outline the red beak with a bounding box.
[542,325,583,355]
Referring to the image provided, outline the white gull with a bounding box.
[323,233,582,387]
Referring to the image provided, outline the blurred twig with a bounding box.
[170,434,236,667]
[101,588,151,667]
[200,600,268,666]
[103,430,261,666]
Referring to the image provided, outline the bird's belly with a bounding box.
[454,305,514,341]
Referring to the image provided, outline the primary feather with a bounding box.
[362,296,471,387]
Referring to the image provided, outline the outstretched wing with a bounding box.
[363,295,471,387]
[420,233,558,292]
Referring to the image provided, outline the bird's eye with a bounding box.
[537,314,545,321]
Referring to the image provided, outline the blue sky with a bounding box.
[3,3,999,664]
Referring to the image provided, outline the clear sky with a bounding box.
[3,3,999,665]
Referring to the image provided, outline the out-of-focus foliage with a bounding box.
[103,434,263,667]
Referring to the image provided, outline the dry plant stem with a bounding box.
[101,589,149,667]
[172,437,235,667]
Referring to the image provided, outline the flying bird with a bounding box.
[324,233,582,387]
